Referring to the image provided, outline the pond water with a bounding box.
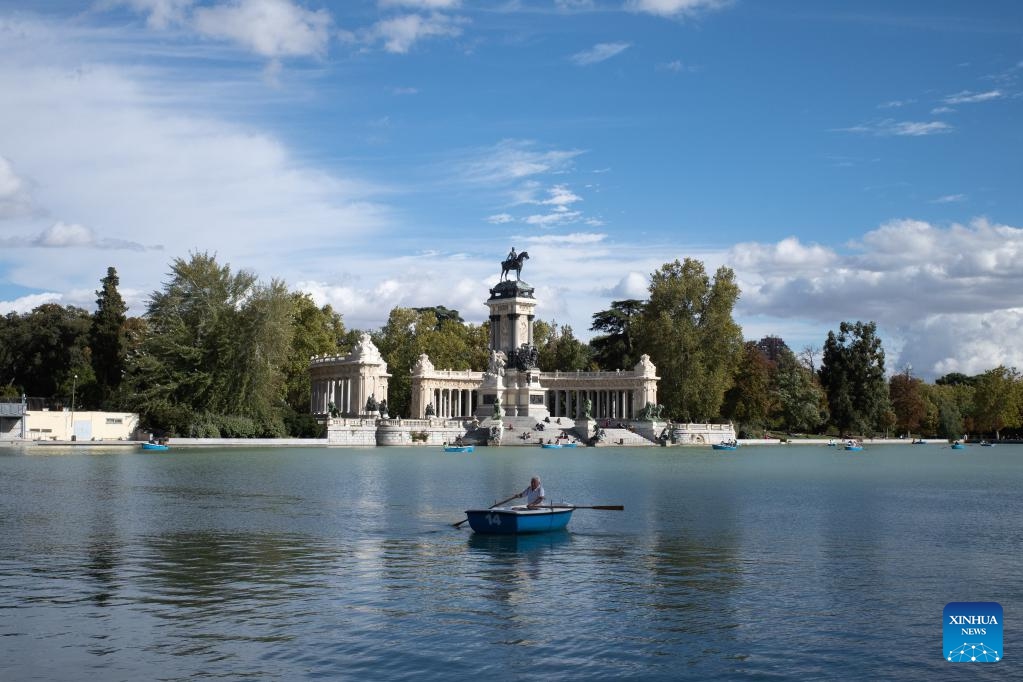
[0,443,1020,680]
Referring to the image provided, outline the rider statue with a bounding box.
[507,246,517,261]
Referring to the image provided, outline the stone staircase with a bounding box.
[486,416,582,447]
[592,427,659,447]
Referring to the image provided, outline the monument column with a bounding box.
[478,249,549,420]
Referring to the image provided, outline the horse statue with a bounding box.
[500,251,529,281]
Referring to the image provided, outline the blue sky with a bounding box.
[0,0,1021,378]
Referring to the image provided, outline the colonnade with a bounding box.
[546,388,637,420]
[426,388,477,418]
[311,377,358,416]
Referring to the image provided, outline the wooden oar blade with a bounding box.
[571,505,624,510]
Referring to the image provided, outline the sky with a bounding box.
[0,0,1021,380]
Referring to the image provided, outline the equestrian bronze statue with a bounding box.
[500,250,529,281]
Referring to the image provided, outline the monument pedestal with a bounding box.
[501,369,549,419]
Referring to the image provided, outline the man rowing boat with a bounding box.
[513,476,545,508]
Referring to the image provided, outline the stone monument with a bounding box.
[477,248,549,419]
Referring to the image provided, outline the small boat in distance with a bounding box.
[141,442,169,451]
[444,444,474,453]
[950,441,966,450]
[980,440,994,447]
[844,439,863,452]
[911,438,927,444]
[541,443,563,449]
[464,505,574,535]
[712,440,738,451]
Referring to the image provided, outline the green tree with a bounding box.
[889,369,928,437]
[634,259,743,421]
[819,321,890,436]
[374,307,489,418]
[535,321,592,371]
[772,347,828,434]
[283,293,347,413]
[589,299,644,370]
[970,366,1021,439]
[412,305,464,328]
[929,383,970,440]
[129,253,295,436]
[0,304,94,404]
[722,341,774,435]
[89,267,128,405]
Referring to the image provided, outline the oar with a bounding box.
[565,505,624,511]
[453,493,519,528]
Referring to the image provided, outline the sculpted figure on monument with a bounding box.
[582,397,593,419]
[507,343,539,371]
[365,394,378,413]
[488,349,506,376]
[500,249,530,281]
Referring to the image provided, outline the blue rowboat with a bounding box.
[844,440,863,451]
[444,445,474,453]
[950,442,966,450]
[464,505,574,535]
[141,442,169,451]
[540,443,562,449]
[712,442,738,451]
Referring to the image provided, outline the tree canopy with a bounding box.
[127,252,294,436]
[819,321,890,435]
[634,259,743,421]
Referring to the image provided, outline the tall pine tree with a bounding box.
[89,266,128,404]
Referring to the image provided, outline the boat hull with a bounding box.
[464,506,574,535]
[140,443,169,451]
[540,443,562,449]
[444,445,474,453]
[712,444,737,451]
[951,444,965,450]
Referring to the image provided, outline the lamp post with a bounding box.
[70,373,78,441]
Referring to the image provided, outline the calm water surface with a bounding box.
[1,443,1021,680]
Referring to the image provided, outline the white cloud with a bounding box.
[930,194,965,204]
[14,221,155,251]
[0,17,390,313]
[659,60,698,72]
[930,106,955,114]
[626,0,730,18]
[0,155,33,218]
[540,184,582,207]
[379,0,461,7]
[524,207,582,227]
[571,42,630,66]
[603,271,648,299]
[838,119,952,137]
[877,98,914,109]
[488,213,514,224]
[0,292,63,314]
[457,140,583,185]
[191,0,332,58]
[392,86,419,95]
[729,236,836,274]
[524,232,606,245]
[104,0,196,30]
[362,12,465,54]
[731,218,1023,379]
[33,222,95,248]
[943,89,1003,105]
